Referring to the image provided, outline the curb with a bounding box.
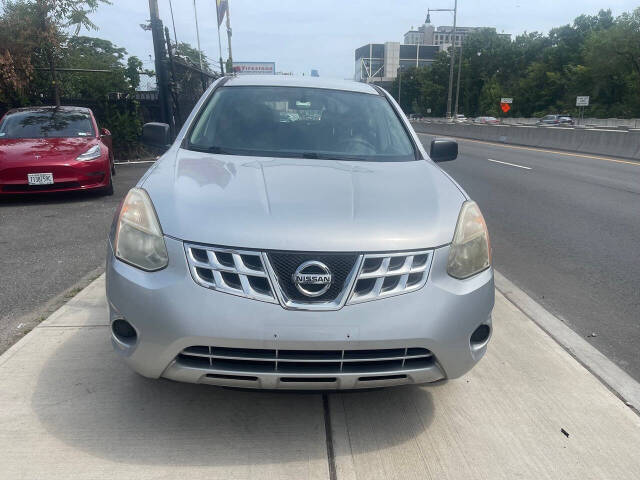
[494,270,640,414]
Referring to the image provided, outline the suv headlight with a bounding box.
[76,144,102,161]
[447,201,491,279]
[114,188,168,271]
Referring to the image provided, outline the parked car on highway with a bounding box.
[106,76,494,390]
[0,106,115,195]
[474,116,500,125]
[537,114,574,126]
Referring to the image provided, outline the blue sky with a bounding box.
[89,0,638,82]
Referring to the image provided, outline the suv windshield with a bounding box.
[187,86,416,161]
[0,110,94,139]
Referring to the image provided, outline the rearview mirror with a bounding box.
[142,122,171,151]
[100,127,111,137]
[429,138,458,162]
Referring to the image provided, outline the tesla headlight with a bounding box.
[447,201,491,279]
[76,144,102,161]
[114,188,168,271]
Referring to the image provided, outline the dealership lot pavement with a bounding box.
[1,276,639,479]
[0,162,151,354]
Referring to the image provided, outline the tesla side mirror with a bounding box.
[142,122,171,151]
[429,138,458,162]
[100,127,111,137]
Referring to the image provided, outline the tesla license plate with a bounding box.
[27,173,54,185]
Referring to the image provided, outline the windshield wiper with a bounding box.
[188,144,235,155]
[300,152,361,161]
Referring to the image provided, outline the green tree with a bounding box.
[0,1,37,107]
[33,0,110,105]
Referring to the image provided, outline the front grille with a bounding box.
[176,346,435,374]
[184,244,277,303]
[267,252,358,303]
[347,251,433,304]
[183,242,433,309]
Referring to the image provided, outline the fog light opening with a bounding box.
[112,319,137,345]
[470,324,491,349]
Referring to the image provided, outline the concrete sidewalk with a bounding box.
[1,276,640,479]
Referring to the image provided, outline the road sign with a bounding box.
[500,98,513,104]
[427,108,432,114]
[500,103,511,113]
[576,96,590,107]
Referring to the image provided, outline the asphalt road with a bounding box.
[0,162,151,353]
[419,134,640,382]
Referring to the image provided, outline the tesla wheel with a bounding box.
[102,174,114,196]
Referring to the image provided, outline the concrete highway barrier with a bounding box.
[412,121,640,159]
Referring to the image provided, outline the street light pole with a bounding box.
[428,3,458,119]
[454,39,463,116]
[446,0,457,119]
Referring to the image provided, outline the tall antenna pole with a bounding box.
[168,0,179,46]
[446,0,457,119]
[192,0,203,71]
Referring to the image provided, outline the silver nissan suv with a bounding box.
[106,75,494,389]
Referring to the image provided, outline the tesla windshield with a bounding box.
[187,86,416,161]
[0,110,94,139]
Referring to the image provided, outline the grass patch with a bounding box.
[64,287,83,299]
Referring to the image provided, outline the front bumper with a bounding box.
[0,161,110,194]
[106,236,494,389]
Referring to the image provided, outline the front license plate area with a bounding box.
[27,173,54,185]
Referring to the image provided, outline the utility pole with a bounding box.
[446,0,457,119]
[148,0,174,133]
[216,15,224,74]
[164,26,182,127]
[225,1,233,73]
[454,39,463,116]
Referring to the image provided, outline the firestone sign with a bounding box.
[232,62,276,75]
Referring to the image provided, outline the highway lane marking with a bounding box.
[417,133,640,167]
[487,158,531,170]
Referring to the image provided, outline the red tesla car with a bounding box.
[0,106,115,195]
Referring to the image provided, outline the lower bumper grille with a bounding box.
[176,345,435,374]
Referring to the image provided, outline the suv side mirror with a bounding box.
[429,138,458,162]
[142,122,171,150]
[100,127,111,137]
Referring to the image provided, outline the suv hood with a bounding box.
[142,149,466,252]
